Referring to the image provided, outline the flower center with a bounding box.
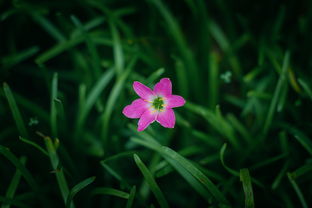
[152,97,164,111]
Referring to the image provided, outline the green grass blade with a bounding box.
[149,0,201,100]
[92,187,130,199]
[298,78,312,101]
[35,36,85,65]
[50,73,58,137]
[272,161,289,189]
[42,134,72,207]
[133,154,169,208]
[3,83,28,137]
[19,136,48,156]
[2,157,26,208]
[263,51,290,136]
[287,126,312,156]
[110,18,124,76]
[76,69,114,131]
[163,154,212,203]
[126,186,136,208]
[31,13,66,42]
[0,146,38,192]
[1,46,40,69]
[0,196,31,208]
[101,57,137,144]
[240,168,255,208]
[287,173,308,208]
[220,143,239,176]
[161,146,229,205]
[66,177,96,208]
[292,164,312,178]
[208,52,219,109]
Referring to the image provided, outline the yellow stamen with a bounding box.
[144,99,152,103]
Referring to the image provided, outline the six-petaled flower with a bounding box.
[122,78,185,131]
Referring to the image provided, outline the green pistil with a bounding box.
[152,97,164,110]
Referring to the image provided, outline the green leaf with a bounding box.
[240,169,255,208]
[287,173,308,208]
[92,187,130,199]
[3,83,28,137]
[125,186,136,208]
[263,51,290,136]
[66,177,96,208]
[50,73,58,137]
[0,146,37,192]
[1,157,26,208]
[19,137,48,156]
[133,154,169,208]
[76,68,114,131]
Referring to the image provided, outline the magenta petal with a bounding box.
[156,108,175,128]
[138,110,156,131]
[122,99,149,118]
[133,81,155,100]
[154,78,172,97]
[166,95,185,108]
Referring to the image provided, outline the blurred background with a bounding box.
[1,0,312,207]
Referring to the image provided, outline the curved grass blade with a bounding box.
[287,173,308,208]
[66,176,96,208]
[92,187,130,199]
[125,186,136,208]
[220,143,239,176]
[133,154,169,208]
[3,83,28,137]
[19,137,48,156]
[161,146,229,205]
[240,169,255,208]
[163,154,212,203]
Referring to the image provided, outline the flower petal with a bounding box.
[122,99,149,118]
[166,95,185,108]
[133,81,155,100]
[138,110,156,131]
[154,78,172,97]
[156,108,175,128]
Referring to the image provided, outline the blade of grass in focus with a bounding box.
[40,133,74,208]
[66,177,96,208]
[131,137,229,205]
[92,187,130,199]
[3,83,28,137]
[240,169,255,208]
[133,154,169,208]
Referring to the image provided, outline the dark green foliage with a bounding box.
[1,0,312,207]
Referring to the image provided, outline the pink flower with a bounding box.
[123,78,186,131]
